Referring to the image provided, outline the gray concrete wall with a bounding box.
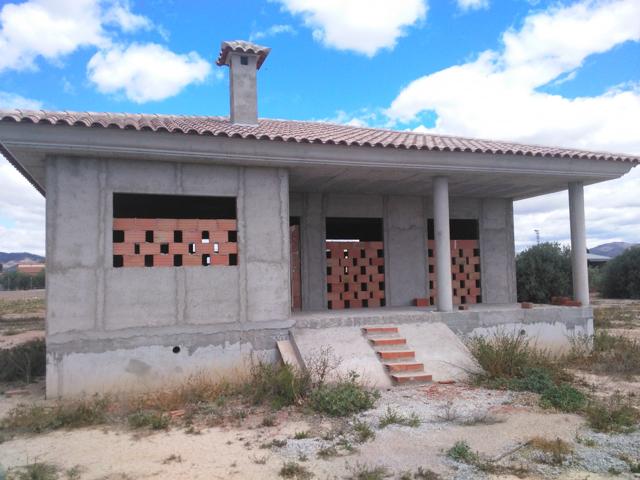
[479,198,517,304]
[45,156,291,397]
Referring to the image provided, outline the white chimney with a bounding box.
[216,40,271,126]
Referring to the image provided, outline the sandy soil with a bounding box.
[0,385,589,480]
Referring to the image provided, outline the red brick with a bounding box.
[362,326,398,334]
[177,219,198,230]
[153,255,173,267]
[210,255,229,266]
[154,230,173,242]
[219,243,238,255]
[170,243,189,255]
[125,230,146,243]
[122,255,144,267]
[139,243,160,255]
[377,350,414,360]
[182,255,201,266]
[521,302,534,309]
[413,298,429,307]
[198,219,218,230]
[156,219,178,230]
[113,243,134,255]
[217,219,237,231]
[135,218,157,229]
[113,218,136,229]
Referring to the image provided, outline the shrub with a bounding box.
[346,463,390,480]
[127,411,169,430]
[11,462,58,480]
[0,339,46,382]
[1,397,109,434]
[516,243,572,303]
[246,361,311,408]
[378,407,421,428]
[600,247,640,299]
[446,441,479,464]
[585,394,639,433]
[279,461,313,479]
[309,373,378,417]
[467,332,563,384]
[528,437,572,465]
[568,331,640,378]
[539,384,586,413]
[352,420,375,443]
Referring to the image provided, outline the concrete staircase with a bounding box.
[362,326,433,385]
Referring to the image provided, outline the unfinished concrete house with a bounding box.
[1,41,638,396]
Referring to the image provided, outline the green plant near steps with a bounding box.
[246,361,312,409]
[378,407,421,428]
[309,372,378,417]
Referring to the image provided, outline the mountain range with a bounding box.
[0,252,46,271]
[588,242,638,258]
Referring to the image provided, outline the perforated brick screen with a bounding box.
[326,241,385,309]
[113,218,238,268]
[427,239,481,306]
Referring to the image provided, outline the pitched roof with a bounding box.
[0,109,638,163]
[216,40,271,69]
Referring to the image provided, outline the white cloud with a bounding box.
[250,24,297,41]
[385,0,640,250]
[276,0,427,56]
[87,43,211,103]
[457,0,489,11]
[103,1,152,32]
[0,157,45,256]
[0,91,43,109]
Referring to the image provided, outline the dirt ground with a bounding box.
[0,289,45,348]
[0,296,638,479]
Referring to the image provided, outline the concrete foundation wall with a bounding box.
[293,192,515,310]
[46,156,291,397]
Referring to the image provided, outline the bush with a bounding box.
[539,384,586,412]
[585,394,639,433]
[309,372,378,417]
[245,361,311,408]
[0,270,45,291]
[447,441,479,464]
[568,331,640,378]
[516,243,572,303]
[128,411,169,430]
[2,397,109,434]
[0,339,46,382]
[600,247,640,299]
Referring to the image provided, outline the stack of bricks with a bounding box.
[113,218,238,268]
[551,296,582,307]
[326,241,385,309]
[427,239,481,306]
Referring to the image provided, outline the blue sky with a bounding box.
[0,0,639,256]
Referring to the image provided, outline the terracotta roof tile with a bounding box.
[0,109,638,164]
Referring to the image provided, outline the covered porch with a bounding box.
[286,155,603,317]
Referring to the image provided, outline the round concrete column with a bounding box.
[569,181,590,306]
[433,176,453,312]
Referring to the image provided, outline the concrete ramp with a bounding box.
[291,322,479,388]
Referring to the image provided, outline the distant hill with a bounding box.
[0,252,45,271]
[589,242,638,258]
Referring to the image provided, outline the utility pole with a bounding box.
[534,229,540,245]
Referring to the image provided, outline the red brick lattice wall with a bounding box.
[113,218,238,267]
[427,239,481,306]
[290,225,302,311]
[326,241,385,309]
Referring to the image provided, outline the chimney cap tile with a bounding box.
[216,40,271,69]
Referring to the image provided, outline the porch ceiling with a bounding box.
[287,163,624,200]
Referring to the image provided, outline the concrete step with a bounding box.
[369,337,407,347]
[384,361,424,373]
[374,344,412,352]
[362,326,398,334]
[377,350,415,360]
[391,372,433,384]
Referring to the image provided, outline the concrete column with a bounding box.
[569,181,590,306]
[433,176,453,312]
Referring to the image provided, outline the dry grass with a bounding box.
[527,437,573,465]
[0,298,45,318]
[568,331,640,379]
